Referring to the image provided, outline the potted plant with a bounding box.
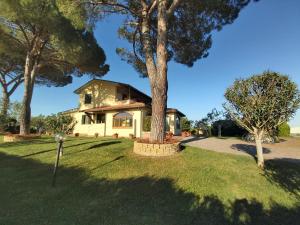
[129,133,135,139]
[74,133,79,137]
[94,133,99,138]
[113,133,118,139]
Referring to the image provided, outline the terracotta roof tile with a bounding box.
[80,102,147,113]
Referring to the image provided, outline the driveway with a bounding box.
[183,136,300,163]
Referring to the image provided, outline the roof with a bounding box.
[73,79,152,102]
[80,102,148,113]
[166,108,185,117]
[59,108,79,115]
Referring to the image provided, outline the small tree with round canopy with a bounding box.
[224,71,300,168]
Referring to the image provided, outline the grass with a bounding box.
[0,135,299,225]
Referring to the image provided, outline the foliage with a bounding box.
[212,120,246,137]
[0,0,109,82]
[180,117,191,132]
[31,115,47,134]
[143,116,151,132]
[101,0,254,77]
[0,114,7,132]
[195,108,224,136]
[45,114,75,134]
[0,52,24,116]
[9,101,22,121]
[277,123,290,137]
[224,71,300,135]
[0,0,109,134]
[0,137,299,225]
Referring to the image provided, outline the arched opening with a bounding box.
[113,112,133,128]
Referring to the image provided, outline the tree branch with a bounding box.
[148,0,157,15]
[6,74,23,86]
[8,77,23,96]
[83,0,139,16]
[167,0,182,17]
[16,22,31,48]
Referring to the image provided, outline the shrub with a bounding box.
[45,114,75,134]
[277,123,290,137]
[143,116,151,132]
[180,117,191,132]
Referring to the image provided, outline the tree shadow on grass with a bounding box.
[90,155,125,171]
[264,159,300,200]
[65,141,122,155]
[20,140,101,158]
[231,144,271,162]
[0,152,299,225]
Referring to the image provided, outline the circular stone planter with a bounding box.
[3,134,41,143]
[133,141,180,156]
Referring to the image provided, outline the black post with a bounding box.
[52,140,63,187]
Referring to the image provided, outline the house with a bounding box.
[61,79,185,138]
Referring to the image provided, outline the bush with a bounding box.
[45,114,75,134]
[212,120,246,137]
[143,116,151,132]
[277,123,290,137]
[180,117,191,132]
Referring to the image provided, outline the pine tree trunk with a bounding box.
[254,130,264,169]
[1,87,9,117]
[149,0,168,143]
[150,78,167,143]
[19,54,37,135]
[140,0,168,143]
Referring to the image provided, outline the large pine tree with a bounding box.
[0,0,109,135]
[87,0,253,143]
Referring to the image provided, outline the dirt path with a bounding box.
[184,137,300,163]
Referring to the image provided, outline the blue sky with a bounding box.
[10,0,300,126]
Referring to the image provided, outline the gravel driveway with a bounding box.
[183,137,300,163]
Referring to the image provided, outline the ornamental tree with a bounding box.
[224,71,300,168]
[0,0,109,135]
[86,0,252,143]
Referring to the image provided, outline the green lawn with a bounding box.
[0,136,299,225]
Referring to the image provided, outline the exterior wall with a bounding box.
[72,112,106,136]
[167,113,181,135]
[78,80,118,110]
[71,109,143,138]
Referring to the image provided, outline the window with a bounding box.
[113,112,133,128]
[84,94,92,104]
[176,116,180,129]
[81,115,91,125]
[165,117,170,131]
[96,114,105,124]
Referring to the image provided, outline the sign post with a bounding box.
[52,134,66,187]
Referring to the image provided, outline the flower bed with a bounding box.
[133,139,181,156]
[3,134,41,142]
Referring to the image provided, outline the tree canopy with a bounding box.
[0,0,109,134]
[109,0,252,77]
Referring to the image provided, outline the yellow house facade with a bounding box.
[61,80,185,138]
